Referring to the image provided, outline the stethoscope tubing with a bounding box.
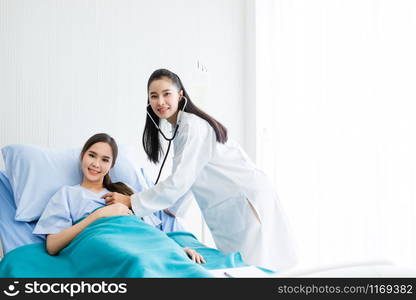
[146,97,188,184]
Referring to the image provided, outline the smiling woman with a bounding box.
[33,133,136,255]
[78,134,133,196]
[32,133,206,264]
[114,68,300,272]
[81,145,113,191]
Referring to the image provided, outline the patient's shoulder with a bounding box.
[51,184,79,198]
[58,184,79,192]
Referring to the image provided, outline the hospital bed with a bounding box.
[0,144,276,277]
[0,168,274,277]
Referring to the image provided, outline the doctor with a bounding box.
[102,69,297,271]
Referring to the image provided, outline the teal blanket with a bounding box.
[0,216,248,278]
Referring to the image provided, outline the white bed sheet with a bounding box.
[210,260,416,278]
[273,260,416,277]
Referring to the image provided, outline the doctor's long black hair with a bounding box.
[143,68,228,164]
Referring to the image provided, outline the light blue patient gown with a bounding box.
[33,184,184,237]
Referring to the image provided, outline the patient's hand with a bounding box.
[94,203,133,219]
[183,247,206,264]
[102,192,132,208]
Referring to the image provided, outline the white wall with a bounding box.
[0,0,248,244]
[243,0,257,163]
[256,0,416,270]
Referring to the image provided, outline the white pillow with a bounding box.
[1,144,149,222]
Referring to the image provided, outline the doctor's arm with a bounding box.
[131,122,216,217]
[163,190,194,217]
[102,164,196,218]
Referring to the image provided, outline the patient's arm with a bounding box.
[46,203,132,255]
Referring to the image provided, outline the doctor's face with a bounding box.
[148,76,183,124]
[81,142,113,184]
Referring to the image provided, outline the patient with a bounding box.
[33,133,205,264]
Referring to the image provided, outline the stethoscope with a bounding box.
[146,97,188,184]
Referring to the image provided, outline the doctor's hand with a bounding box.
[102,192,132,208]
[93,203,133,219]
[183,247,206,264]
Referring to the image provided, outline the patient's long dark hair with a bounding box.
[142,68,228,164]
[80,133,134,196]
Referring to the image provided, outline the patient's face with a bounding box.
[81,142,113,184]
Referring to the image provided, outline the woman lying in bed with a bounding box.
[33,133,205,264]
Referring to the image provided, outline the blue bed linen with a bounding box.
[0,215,214,278]
[0,172,43,254]
[167,232,248,270]
[168,232,276,275]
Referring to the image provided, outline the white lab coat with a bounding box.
[131,112,298,271]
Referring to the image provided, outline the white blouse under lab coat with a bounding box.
[131,112,298,271]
